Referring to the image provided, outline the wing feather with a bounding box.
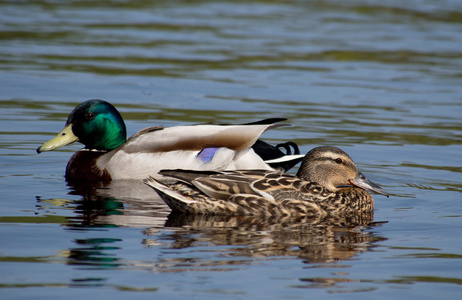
[122,123,285,153]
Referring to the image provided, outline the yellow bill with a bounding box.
[36,124,78,153]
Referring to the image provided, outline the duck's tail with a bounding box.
[252,140,305,172]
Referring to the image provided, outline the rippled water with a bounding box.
[1,0,462,298]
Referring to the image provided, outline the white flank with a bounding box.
[99,147,274,180]
[226,148,274,170]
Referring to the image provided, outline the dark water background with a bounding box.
[1,0,462,298]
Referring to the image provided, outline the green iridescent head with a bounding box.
[37,99,127,153]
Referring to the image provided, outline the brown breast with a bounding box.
[65,150,111,182]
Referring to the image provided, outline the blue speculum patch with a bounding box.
[197,147,220,163]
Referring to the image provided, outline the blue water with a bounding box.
[1,0,462,299]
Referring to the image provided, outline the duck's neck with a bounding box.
[93,123,126,151]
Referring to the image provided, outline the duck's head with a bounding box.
[297,146,388,196]
[37,99,127,153]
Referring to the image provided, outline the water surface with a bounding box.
[1,0,462,299]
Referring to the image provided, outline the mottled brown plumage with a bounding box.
[144,146,388,217]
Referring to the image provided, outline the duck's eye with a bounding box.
[335,158,343,164]
[85,112,95,120]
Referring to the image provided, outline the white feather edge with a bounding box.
[144,177,196,204]
[264,154,305,164]
[191,172,276,202]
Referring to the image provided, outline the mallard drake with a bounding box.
[144,146,389,217]
[37,99,304,182]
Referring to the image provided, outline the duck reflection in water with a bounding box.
[143,213,386,265]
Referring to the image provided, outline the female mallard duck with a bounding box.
[144,146,389,217]
[37,99,304,182]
